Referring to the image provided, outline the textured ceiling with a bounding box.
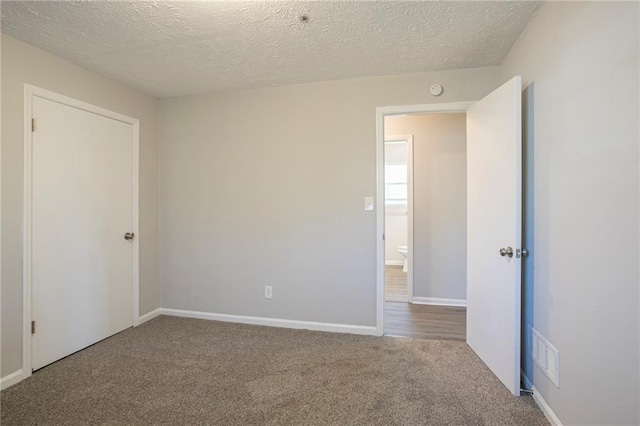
[1,1,541,98]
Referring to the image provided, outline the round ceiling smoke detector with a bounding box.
[429,84,443,96]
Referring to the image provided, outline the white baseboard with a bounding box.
[1,369,24,390]
[138,308,161,324]
[532,386,563,425]
[2,308,161,391]
[385,260,404,266]
[521,370,562,425]
[160,308,377,336]
[1,309,374,392]
[386,296,409,303]
[411,297,466,307]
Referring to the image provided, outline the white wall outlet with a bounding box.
[364,196,374,211]
[264,286,273,299]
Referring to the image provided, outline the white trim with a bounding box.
[1,369,25,390]
[22,84,140,376]
[160,308,377,336]
[376,101,475,335]
[25,85,141,124]
[385,260,404,266]
[22,84,34,381]
[384,134,414,302]
[379,102,476,116]
[521,370,563,425]
[376,106,385,336]
[406,135,414,302]
[411,297,467,307]
[532,386,563,425]
[384,209,406,216]
[138,308,161,324]
[131,120,140,326]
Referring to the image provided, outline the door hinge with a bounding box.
[382,233,385,241]
[31,320,36,334]
[31,118,36,132]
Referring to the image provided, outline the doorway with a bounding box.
[383,135,413,303]
[376,76,524,397]
[23,85,140,374]
[382,110,468,340]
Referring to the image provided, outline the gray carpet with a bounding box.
[1,316,548,425]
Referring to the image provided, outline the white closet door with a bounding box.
[31,96,134,371]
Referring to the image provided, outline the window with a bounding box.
[385,164,407,207]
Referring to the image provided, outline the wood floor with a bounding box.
[385,302,466,341]
[384,265,466,341]
[385,265,408,302]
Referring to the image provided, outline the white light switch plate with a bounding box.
[364,197,374,211]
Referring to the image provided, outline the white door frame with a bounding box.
[22,84,140,377]
[383,135,414,302]
[375,101,475,336]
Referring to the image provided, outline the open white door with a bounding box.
[466,76,522,396]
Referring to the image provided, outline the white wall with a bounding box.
[159,68,498,326]
[384,142,407,264]
[500,2,639,424]
[1,35,161,377]
[385,114,467,301]
[385,215,407,264]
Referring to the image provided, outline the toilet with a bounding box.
[398,245,408,272]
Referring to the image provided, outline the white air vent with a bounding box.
[531,327,560,388]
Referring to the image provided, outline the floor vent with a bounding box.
[531,327,560,388]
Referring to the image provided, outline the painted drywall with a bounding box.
[159,67,498,326]
[385,114,467,301]
[1,35,161,377]
[384,142,408,264]
[500,2,639,424]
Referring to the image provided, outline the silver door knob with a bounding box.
[124,232,135,241]
[499,247,513,258]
